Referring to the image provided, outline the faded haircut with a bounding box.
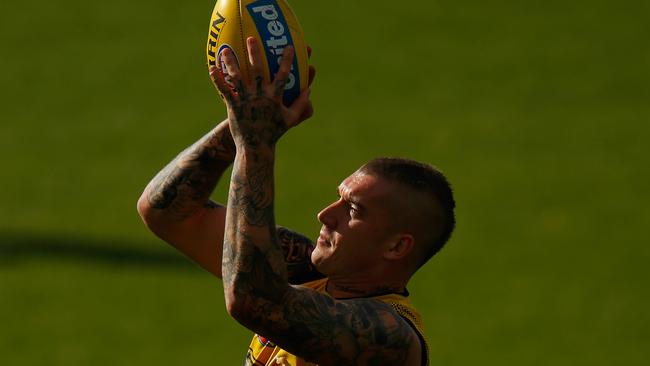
[358,157,456,267]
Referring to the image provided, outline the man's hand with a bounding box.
[209,37,313,148]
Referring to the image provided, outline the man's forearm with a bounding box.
[145,119,235,220]
[223,145,290,323]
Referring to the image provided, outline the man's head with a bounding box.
[312,157,456,280]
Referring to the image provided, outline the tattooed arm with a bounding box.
[136,122,321,281]
[136,119,234,277]
[137,52,317,280]
[215,39,420,365]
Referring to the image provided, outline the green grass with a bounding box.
[0,257,249,365]
[1,0,649,364]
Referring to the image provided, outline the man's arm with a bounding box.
[137,119,234,277]
[136,121,322,283]
[216,39,420,365]
[276,226,324,284]
[137,46,316,278]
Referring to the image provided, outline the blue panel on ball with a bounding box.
[246,0,301,105]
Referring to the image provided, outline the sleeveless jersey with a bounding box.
[244,278,429,366]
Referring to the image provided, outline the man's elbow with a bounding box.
[224,283,290,327]
[137,191,153,224]
[224,286,268,327]
[224,288,250,323]
[136,190,165,234]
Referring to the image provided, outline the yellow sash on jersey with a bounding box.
[244,278,429,366]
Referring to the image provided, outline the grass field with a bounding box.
[1,0,649,364]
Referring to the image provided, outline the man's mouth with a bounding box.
[317,231,331,247]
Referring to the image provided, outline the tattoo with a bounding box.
[276,227,324,285]
[255,76,264,96]
[146,120,235,219]
[279,291,416,365]
[203,200,223,210]
[222,147,288,291]
[223,230,287,303]
[229,163,274,226]
[227,90,288,148]
[246,288,417,365]
[273,76,287,97]
[331,283,407,298]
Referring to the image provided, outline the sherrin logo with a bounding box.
[206,11,226,67]
[246,0,301,105]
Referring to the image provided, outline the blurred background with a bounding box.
[1,0,649,364]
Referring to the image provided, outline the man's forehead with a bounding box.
[338,173,391,200]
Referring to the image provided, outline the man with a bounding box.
[137,38,455,366]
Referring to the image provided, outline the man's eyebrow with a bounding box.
[337,187,365,210]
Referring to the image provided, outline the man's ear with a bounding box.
[383,234,415,260]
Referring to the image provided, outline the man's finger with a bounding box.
[222,48,240,78]
[222,48,249,100]
[308,65,316,87]
[297,101,314,123]
[247,37,265,95]
[273,45,295,97]
[286,88,311,127]
[221,48,246,96]
[209,65,237,105]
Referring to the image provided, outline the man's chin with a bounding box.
[310,249,330,275]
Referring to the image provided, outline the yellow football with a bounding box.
[207,0,309,106]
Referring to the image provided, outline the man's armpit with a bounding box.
[276,226,325,285]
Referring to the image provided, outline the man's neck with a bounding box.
[325,275,408,299]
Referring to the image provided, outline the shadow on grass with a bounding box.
[0,232,196,270]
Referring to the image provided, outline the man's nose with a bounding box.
[317,201,338,228]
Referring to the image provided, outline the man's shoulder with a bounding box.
[279,285,423,365]
[342,296,423,365]
[342,295,421,334]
